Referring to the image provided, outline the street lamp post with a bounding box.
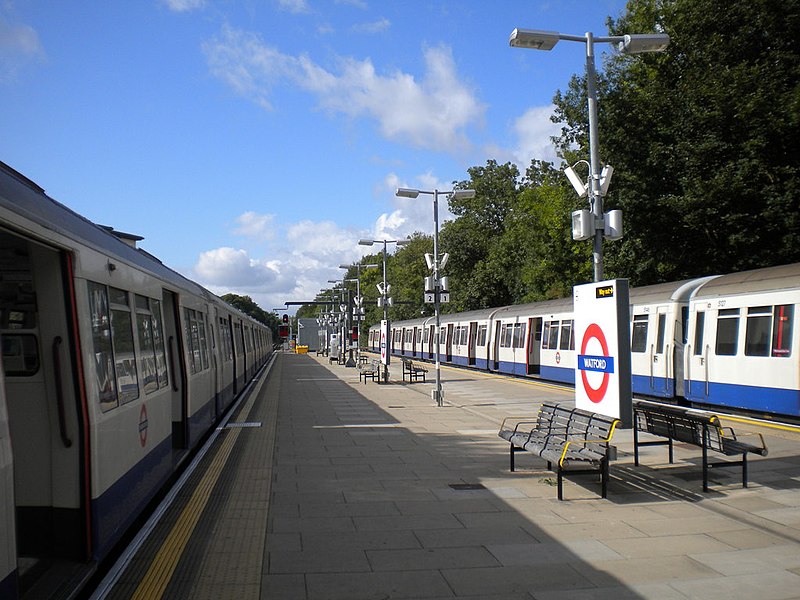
[396,187,475,406]
[340,262,379,364]
[358,238,410,383]
[509,28,669,282]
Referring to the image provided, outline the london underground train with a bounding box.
[0,162,272,598]
[370,262,800,420]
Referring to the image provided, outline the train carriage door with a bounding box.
[161,290,188,449]
[428,325,435,359]
[468,322,477,366]
[492,321,501,371]
[650,308,670,397]
[1,232,90,578]
[446,324,454,362]
[527,317,542,375]
[685,308,710,402]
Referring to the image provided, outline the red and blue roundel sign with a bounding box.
[578,323,615,403]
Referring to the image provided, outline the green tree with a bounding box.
[554,0,800,284]
[441,160,522,311]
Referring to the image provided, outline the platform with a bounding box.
[97,352,800,600]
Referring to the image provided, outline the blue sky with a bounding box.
[1,0,628,312]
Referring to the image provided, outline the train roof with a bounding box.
[628,276,719,305]
[692,262,800,299]
[0,162,261,325]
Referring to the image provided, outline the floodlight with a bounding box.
[358,239,374,246]
[600,165,614,196]
[424,253,434,270]
[439,253,449,270]
[564,165,588,198]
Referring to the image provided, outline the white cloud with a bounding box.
[0,16,44,82]
[234,211,276,241]
[160,0,206,12]
[277,0,310,14]
[203,26,485,152]
[195,247,283,289]
[351,18,390,34]
[511,105,561,166]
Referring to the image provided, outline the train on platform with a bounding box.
[369,262,800,421]
[0,162,273,599]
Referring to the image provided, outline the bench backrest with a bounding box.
[538,402,619,453]
[634,402,725,452]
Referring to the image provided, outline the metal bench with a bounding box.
[401,358,427,382]
[633,400,768,491]
[499,402,620,500]
[358,360,380,384]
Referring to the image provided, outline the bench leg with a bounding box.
[557,468,563,501]
[633,424,640,466]
[702,439,709,492]
[742,452,748,488]
[509,444,515,472]
[601,459,609,499]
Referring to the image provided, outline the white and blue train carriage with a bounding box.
[0,162,272,599]
[682,262,800,418]
[627,277,718,399]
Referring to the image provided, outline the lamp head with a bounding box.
[358,239,375,246]
[618,34,670,54]
[509,28,560,50]
[450,189,476,200]
[395,187,420,198]
[396,239,411,246]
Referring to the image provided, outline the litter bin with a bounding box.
[296,345,308,354]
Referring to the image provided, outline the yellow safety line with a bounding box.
[720,414,800,433]
[131,428,240,599]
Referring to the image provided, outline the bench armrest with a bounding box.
[557,436,616,467]
[720,427,768,456]
[499,417,540,434]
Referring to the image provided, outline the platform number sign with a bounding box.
[573,279,632,426]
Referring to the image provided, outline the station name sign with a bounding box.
[574,279,632,427]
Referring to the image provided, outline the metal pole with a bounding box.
[382,241,389,383]
[433,190,443,406]
[585,31,603,282]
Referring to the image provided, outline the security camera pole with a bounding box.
[509,28,669,281]
[396,187,475,406]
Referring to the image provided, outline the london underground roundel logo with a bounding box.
[578,323,614,403]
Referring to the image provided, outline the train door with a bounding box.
[649,308,671,396]
[161,290,188,449]
[468,322,477,366]
[212,307,220,418]
[446,324,454,362]
[491,321,501,371]
[229,316,238,396]
[428,325,435,359]
[527,317,542,375]
[0,232,90,582]
[685,308,710,402]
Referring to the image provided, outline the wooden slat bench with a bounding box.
[499,402,620,500]
[358,360,380,384]
[633,400,768,491]
[401,358,427,383]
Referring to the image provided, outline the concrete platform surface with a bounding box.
[102,351,800,600]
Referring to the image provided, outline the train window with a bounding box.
[541,321,552,349]
[559,320,574,351]
[693,312,705,354]
[1,334,40,376]
[772,305,793,357]
[513,323,526,348]
[184,308,206,374]
[631,315,648,353]
[544,321,559,350]
[745,306,772,357]
[109,287,139,404]
[423,328,429,344]
[152,300,168,388]
[715,308,740,356]
[476,325,487,346]
[680,307,689,344]
[88,282,118,411]
[656,314,667,354]
[135,295,159,395]
[199,313,210,369]
[499,324,512,348]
